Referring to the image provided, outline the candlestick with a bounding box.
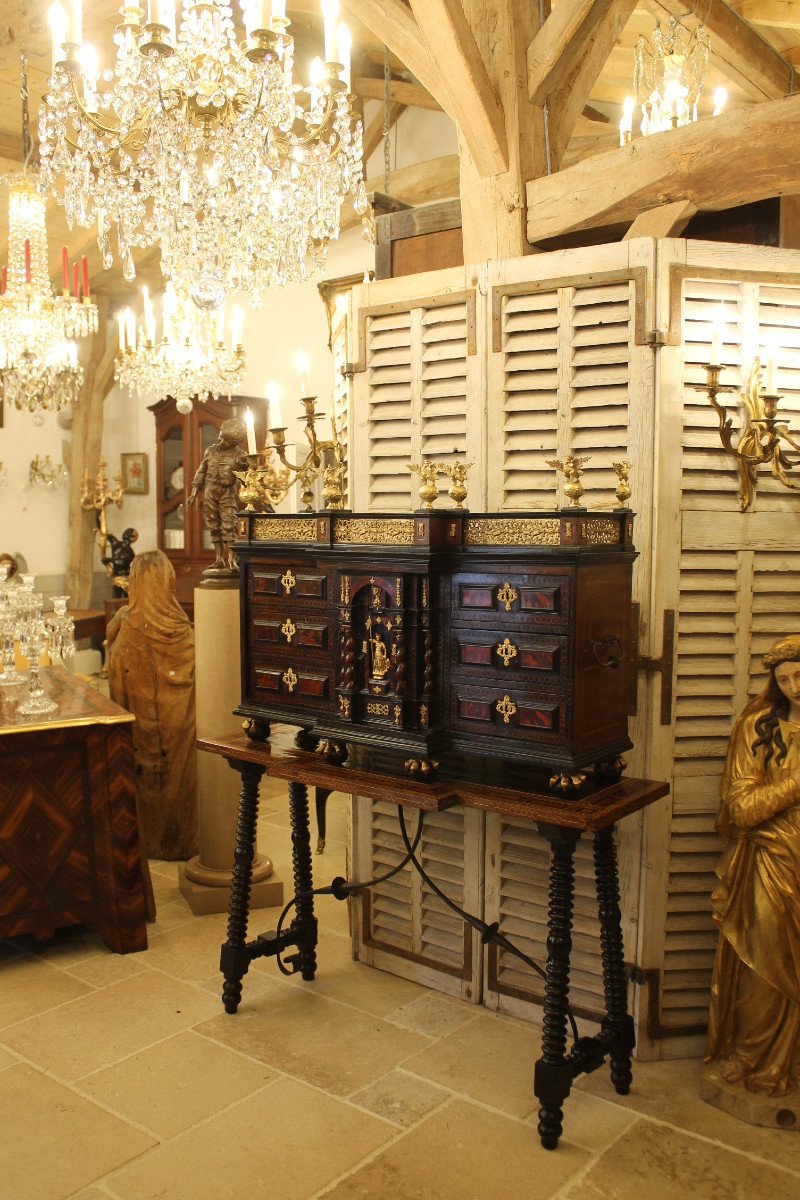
[24,239,31,283]
[81,255,89,299]
[337,22,351,90]
[709,307,725,366]
[244,407,257,455]
[322,0,339,62]
[266,379,282,428]
[49,3,68,68]
[295,350,310,397]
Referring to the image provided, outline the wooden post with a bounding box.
[65,298,117,610]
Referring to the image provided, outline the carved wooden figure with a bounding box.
[107,550,199,861]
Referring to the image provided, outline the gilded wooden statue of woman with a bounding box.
[107,550,199,863]
[705,634,800,1099]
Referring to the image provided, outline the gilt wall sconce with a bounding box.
[693,310,799,511]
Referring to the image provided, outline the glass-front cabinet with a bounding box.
[150,396,246,611]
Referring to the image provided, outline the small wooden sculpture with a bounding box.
[187,417,249,573]
[107,551,199,864]
[703,635,800,1124]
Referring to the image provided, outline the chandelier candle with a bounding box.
[41,0,367,310]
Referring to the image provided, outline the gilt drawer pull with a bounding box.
[282,667,298,692]
[280,569,297,595]
[281,617,297,644]
[496,694,517,724]
[497,582,518,612]
[495,638,517,667]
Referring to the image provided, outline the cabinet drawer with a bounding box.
[251,611,330,656]
[451,572,571,628]
[449,682,565,745]
[450,629,567,686]
[249,564,328,605]
[252,662,331,708]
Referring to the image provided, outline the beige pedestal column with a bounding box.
[179,581,284,915]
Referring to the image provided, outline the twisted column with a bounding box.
[594,825,634,1094]
[219,758,265,1014]
[288,781,317,981]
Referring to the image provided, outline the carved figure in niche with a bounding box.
[370,631,391,679]
[100,526,138,596]
[704,634,800,1107]
[107,551,199,863]
[187,418,249,572]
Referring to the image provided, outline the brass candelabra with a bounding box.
[237,397,346,513]
[80,459,124,551]
[693,358,800,511]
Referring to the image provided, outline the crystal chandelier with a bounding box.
[115,280,246,410]
[0,56,98,416]
[621,18,713,141]
[41,0,367,310]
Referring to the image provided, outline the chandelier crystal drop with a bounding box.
[114,280,246,409]
[1,56,98,414]
[41,0,367,310]
[629,18,710,138]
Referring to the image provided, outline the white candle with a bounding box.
[142,286,156,343]
[712,87,727,117]
[322,0,339,61]
[148,0,173,27]
[295,350,310,397]
[709,307,725,366]
[271,0,286,22]
[230,305,244,351]
[80,43,98,110]
[765,352,778,394]
[266,379,282,427]
[337,22,351,89]
[245,407,257,455]
[67,0,82,45]
[117,311,126,352]
[216,303,226,345]
[49,4,68,68]
[249,0,269,33]
[125,308,136,351]
[309,56,324,116]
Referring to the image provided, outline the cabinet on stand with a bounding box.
[150,396,248,615]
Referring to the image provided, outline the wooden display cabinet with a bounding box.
[150,395,249,613]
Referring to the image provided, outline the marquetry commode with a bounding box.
[235,507,636,789]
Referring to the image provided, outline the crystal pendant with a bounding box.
[123,249,136,282]
[189,272,228,312]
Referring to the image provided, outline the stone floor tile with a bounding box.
[385,992,481,1038]
[108,1076,393,1200]
[63,952,151,988]
[558,1117,800,1200]
[402,1010,541,1119]
[319,1098,589,1200]
[0,1063,155,1200]
[0,1045,18,1071]
[80,1029,278,1138]
[349,1069,450,1127]
[0,954,93,1030]
[137,910,231,985]
[577,1055,800,1175]
[195,986,431,1096]
[279,931,429,1017]
[1,969,219,1080]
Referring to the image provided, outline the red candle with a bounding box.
[62,246,69,292]
[81,255,89,299]
[24,238,31,283]
[73,261,79,298]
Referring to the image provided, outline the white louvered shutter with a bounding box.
[366,309,414,510]
[330,304,350,501]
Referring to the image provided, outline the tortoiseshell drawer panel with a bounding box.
[450,573,571,629]
[252,614,330,655]
[249,564,328,604]
[252,665,331,708]
[449,683,565,746]
[450,629,567,685]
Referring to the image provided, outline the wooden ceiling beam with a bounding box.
[352,76,441,111]
[408,0,507,178]
[648,0,797,101]
[526,92,800,243]
[341,0,452,115]
[340,153,460,228]
[550,0,638,165]
[733,1,800,28]
[527,0,615,105]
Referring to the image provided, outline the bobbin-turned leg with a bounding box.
[219,758,266,1015]
[534,824,581,1151]
[288,780,318,981]
[593,824,635,1094]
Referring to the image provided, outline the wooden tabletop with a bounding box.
[198,730,669,831]
[0,668,134,735]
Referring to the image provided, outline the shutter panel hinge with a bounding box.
[629,602,675,726]
[642,330,666,348]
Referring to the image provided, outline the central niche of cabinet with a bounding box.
[150,395,249,611]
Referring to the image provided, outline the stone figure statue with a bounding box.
[704,634,800,1110]
[107,550,199,863]
[187,417,249,573]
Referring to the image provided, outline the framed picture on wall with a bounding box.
[121,452,149,495]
